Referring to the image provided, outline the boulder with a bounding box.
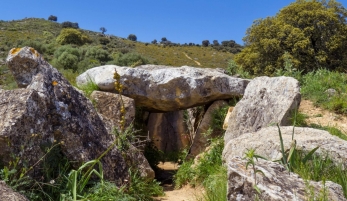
[90,91,135,133]
[189,100,228,157]
[147,111,190,152]
[90,91,155,179]
[1,47,147,184]
[227,157,346,201]
[223,126,347,168]
[224,76,301,145]
[76,65,249,112]
[0,180,29,201]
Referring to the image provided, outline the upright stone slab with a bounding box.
[90,91,135,133]
[147,111,190,152]
[223,76,301,146]
[189,100,228,157]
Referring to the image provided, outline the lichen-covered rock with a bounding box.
[147,111,190,152]
[2,47,129,183]
[90,91,135,133]
[224,76,301,146]
[0,180,29,201]
[224,126,347,168]
[189,100,228,157]
[76,65,249,112]
[89,91,154,179]
[227,157,346,201]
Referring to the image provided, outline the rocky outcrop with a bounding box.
[223,126,347,168]
[90,91,135,133]
[227,157,346,201]
[76,65,249,112]
[224,76,301,145]
[0,180,29,201]
[1,47,148,184]
[189,100,228,157]
[147,111,190,152]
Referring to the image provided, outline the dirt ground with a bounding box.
[153,162,204,201]
[299,99,347,133]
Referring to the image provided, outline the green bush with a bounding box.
[56,28,90,45]
[110,52,150,67]
[85,46,111,63]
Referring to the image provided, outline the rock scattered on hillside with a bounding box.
[76,65,249,112]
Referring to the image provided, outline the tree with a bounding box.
[161,37,167,42]
[56,28,90,45]
[151,39,157,44]
[127,34,137,41]
[202,40,210,47]
[62,21,79,29]
[100,27,107,34]
[48,15,57,22]
[213,40,219,46]
[235,0,347,75]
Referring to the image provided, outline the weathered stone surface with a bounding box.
[189,100,228,157]
[227,157,346,201]
[0,180,29,201]
[223,106,234,130]
[147,111,190,152]
[224,76,301,145]
[90,91,135,133]
[89,91,154,179]
[76,65,249,112]
[2,47,148,184]
[224,126,347,168]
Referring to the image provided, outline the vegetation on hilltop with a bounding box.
[235,0,347,75]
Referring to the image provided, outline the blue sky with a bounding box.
[1,0,347,45]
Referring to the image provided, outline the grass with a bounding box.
[301,69,347,115]
[174,137,226,200]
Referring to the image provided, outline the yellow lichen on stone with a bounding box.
[10,48,22,55]
[29,47,40,57]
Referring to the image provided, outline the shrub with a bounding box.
[48,15,57,22]
[127,34,137,41]
[56,28,90,45]
[234,0,347,75]
[85,46,111,63]
[61,21,79,29]
[53,45,81,71]
[202,40,210,47]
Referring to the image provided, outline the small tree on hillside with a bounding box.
[100,27,107,34]
[128,34,137,41]
[62,21,79,29]
[202,40,210,47]
[161,37,167,43]
[213,40,219,46]
[48,15,57,22]
[151,39,157,44]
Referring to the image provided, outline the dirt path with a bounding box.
[299,99,347,133]
[183,52,201,66]
[153,162,204,201]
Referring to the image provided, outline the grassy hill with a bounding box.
[0,18,238,88]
